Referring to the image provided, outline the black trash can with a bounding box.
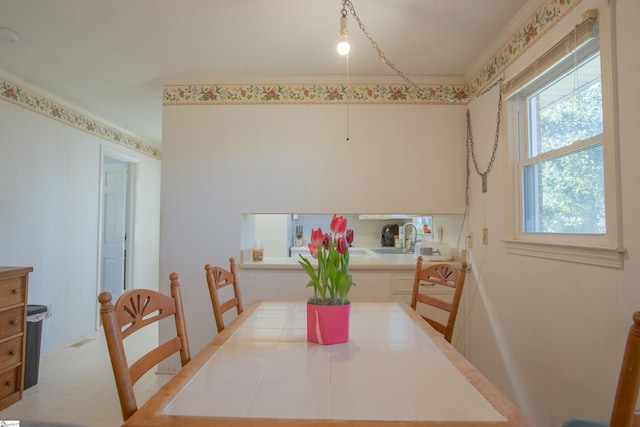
[24,304,48,389]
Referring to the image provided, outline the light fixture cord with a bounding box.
[340,0,504,203]
[346,53,350,141]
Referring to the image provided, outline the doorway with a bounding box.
[98,150,137,305]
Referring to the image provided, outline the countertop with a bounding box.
[241,255,419,270]
[240,248,461,271]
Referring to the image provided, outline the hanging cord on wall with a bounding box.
[341,0,504,201]
[465,80,503,208]
[345,53,350,141]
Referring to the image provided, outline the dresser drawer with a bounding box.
[0,267,30,411]
[0,337,22,369]
[0,366,20,401]
[0,277,25,308]
[0,307,24,341]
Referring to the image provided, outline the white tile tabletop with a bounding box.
[163,301,506,423]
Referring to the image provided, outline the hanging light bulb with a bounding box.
[337,10,350,56]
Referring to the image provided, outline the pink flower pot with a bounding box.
[307,303,350,345]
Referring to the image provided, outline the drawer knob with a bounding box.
[5,380,12,387]
[12,288,20,294]
[10,319,18,326]
[9,350,16,356]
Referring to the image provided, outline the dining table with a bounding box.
[123,301,533,426]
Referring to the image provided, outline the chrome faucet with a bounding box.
[402,222,418,250]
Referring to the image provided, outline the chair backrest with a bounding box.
[410,257,467,343]
[610,311,640,426]
[98,273,191,421]
[205,257,244,333]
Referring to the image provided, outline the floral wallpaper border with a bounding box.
[0,78,161,159]
[163,83,469,105]
[469,0,580,94]
[0,0,580,160]
[163,0,580,106]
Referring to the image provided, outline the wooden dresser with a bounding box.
[0,266,33,411]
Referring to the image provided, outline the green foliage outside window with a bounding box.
[524,54,605,234]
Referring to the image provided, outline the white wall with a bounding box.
[159,103,467,365]
[0,99,161,352]
[463,0,640,425]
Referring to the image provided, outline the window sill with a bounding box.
[503,239,625,269]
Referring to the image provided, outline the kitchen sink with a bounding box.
[370,247,414,255]
[345,247,373,257]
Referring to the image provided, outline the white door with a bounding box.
[101,160,128,300]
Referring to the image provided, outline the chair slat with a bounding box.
[416,293,452,312]
[128,337,183,384]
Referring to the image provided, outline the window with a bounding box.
[505,8,623,267]
[521,45,603,235]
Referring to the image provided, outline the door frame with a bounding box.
[96,145,139,328]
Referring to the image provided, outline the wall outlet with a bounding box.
[482,228,488,245]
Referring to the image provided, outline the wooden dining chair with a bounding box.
[205,257,244,333]
[410,257,467,343]
[563,311,640,427]
[98,273,191,421]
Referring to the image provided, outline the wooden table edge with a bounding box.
[398,304,534,426]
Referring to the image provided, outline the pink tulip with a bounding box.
[308,243,319,259]
[336,236,349,254]
[345,229,354,245]
[330,214,348,235]
[322,233,331,250]
[310,228,324,246]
